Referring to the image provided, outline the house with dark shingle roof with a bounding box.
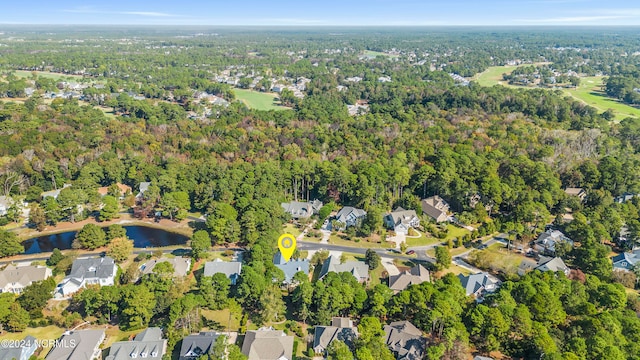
[612,250,640,272]
[241,327,293,360]
[518,256,570,276]
[458,272,500,300]
[105,328,167,360]
[388,264,430,293]
[273,252,310,284]
[534,230,573,256]
[56,257,117,297]
[281,199,323,219]
[312,317,358,356]
[0,264,52,294]
[203,259,242,285]
[384,207,420,234]
[383,321,427,360]
[334,207,367,230]
[178,332,220,360]
[318,255,369,283]
[45,329,105,360]
[421,196,449,223]
[0,335,37,360]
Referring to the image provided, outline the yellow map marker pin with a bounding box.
[278,233,297,262]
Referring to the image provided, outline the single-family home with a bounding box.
[384,207,420,234]
[281,199,323,219]
[203,259,242,285]
[564,187,587,201]
[140,257,191,278]
[518,256,570,276]
[333,207,367,230]
[97,183,132,200]
[45,329,105,360]
[612,250,640,272]
[318,255,369,283]
[421,196,449,223]
[178,332,220,360]
[473,357,494,360]
[614,192,638,204]
[0,196,13,216]
[388,264,430,293]
[458,272,501,299]
[41,184,72,200]
[313,317,358,356]
[0,264,52,294]
[56,257,118,297]
[241,327,294,360]
[273,252,310,284]
[105,328,167,360]
[136,182,151,200]
[534,230,573,256]
[0,335,38,360]
[383,321,427,360]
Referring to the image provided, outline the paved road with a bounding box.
[297,239,436,264]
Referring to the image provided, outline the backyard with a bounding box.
[234,89,289,111]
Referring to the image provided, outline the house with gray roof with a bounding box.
[473,356,494,360]
[318,255,369,283]
[534,230,573,256]
[518,256,570,276]
[564,187,587,201]
[179,332,220,360]
[281,199,323,219]
[0,335,37,360]
[241,327,293,360]
[313,317,358,356]
[140,257,191,278]
[421,196,449,223]
[334,207,367,230]
[383,321,427,360]
[388,264,430,293]
[273,252,309,284]
[458,272,500,299]
[105,328,167,360]
[46,329,105,360]
[41,184,72,200]
[384,207,420,234]
[614,192,638,204]
[203,259,242,285]
[0,264,52,294]
[612,250,640,272]
[56,257,117,297]
[136,182,151,199]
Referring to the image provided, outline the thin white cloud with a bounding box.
[63,8,179,18]
[516,15,630,23]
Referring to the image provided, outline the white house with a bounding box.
[0,264,52,294]
[56,257,117,297]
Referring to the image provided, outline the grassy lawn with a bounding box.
[201,309,242,332]
[444,224,471,241]
[283,223,302,237]
[234,89,288,111]
[562,76,640,120]
[368,265,386,288]
[475,65,640,120]
[467,246,528,275]
[440,264,472,277]
[0,326,65,355]
[104,327,139,348]
[11,70,85,81]
[362,50,398,59]
[404,232,441,247]
[328,234,394,249]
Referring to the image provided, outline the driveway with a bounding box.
[381,257,400,276]
[386,232,406,249]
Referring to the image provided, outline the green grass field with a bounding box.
[475,65,640,120]
[11,70,84,81]
[362,50,399,59]
[234,89,288,111]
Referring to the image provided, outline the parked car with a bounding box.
[406,250,415,255]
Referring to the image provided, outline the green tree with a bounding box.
[107,237,134,263]
[435,246,452,270]
[6,302,29,332]
[206,202,240,245]
[17,278,56,318]
[120,285,156,330]
[258,285,286,325]
[29,203,47,231]
[99,195,120,221]
[74,223,107,250]
[199,273,231,310]
[327,340,354,360]
[47,248,65,266]
[0,230,23,258]
[190,230,211,260]
[365,249,381,270]
[107,224,127,241]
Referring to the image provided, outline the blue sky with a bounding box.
[1,0,640,26]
